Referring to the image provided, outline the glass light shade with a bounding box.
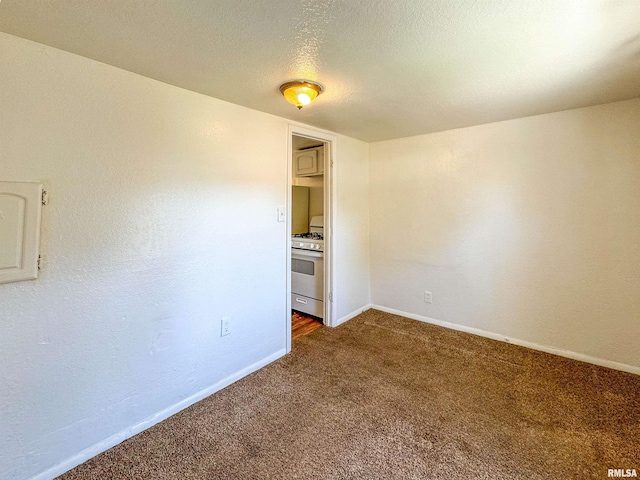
[279,80,323,109]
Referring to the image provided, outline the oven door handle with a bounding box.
[291,249,323,259]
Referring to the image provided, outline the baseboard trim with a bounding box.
[370,305,640,376]
[31,348,287,480]
[334,303,372,327]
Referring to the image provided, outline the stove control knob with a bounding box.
[309,243,314,248]
[316,245,321,250]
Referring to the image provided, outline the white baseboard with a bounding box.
[334,303,372,327]
[31,348,287,480]
[371,305,640,376]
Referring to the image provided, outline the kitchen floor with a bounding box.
[291,312,323,341]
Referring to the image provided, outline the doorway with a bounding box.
[286,126,336,353]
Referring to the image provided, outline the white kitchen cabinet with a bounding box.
[294,146,324,177]
[0,181,43,284]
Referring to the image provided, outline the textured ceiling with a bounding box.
[1,0,640,142]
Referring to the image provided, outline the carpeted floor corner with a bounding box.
[58,309,640,479]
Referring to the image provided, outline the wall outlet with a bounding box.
[424,291,432,304]
[221,317,231,336]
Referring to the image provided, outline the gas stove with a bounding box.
[291,233,324,252]
[291,216,324,319]
[291,216,324,253]
[292,232,323,240]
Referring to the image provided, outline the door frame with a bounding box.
[286,124,337,353]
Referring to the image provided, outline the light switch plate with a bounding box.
[221,317,231,336]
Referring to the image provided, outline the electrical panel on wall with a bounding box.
[0,181,43,284]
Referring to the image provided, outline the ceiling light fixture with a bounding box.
[279,80,323,109]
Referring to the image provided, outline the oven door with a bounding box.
[291,249,324,301]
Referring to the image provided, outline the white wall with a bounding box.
[308,186,324,218]
[370,99,640,371]
[335,136,371,322]
[0,33,370,480]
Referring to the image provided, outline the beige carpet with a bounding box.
[59,309,639,479]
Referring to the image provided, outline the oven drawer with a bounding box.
[291,293,324,319]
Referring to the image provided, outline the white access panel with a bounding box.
[0,182,43,284]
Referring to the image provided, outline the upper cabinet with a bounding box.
[294,146,324,177]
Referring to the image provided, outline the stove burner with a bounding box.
[292,232,323,240]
